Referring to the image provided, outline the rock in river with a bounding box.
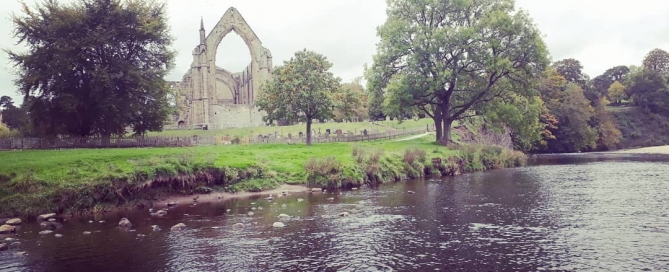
[151,225,161,232]
[83,231,92,235]
[38,213,57,220]
[170,223,186,231]
[338,212,350,217]
[278,214,291,220]
[247,212,254,216]
[272,222,285,228]
[5,218,21,225]
[0,225,16,234]
[0,243,7,251]
[39,230,53,235]
[118,218,132,229]
[55,234,63,238]
[151,210,168,217]
[233,223,245,229]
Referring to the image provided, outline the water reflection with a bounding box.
[1,154,669,271]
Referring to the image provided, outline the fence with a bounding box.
[0,127,429,151]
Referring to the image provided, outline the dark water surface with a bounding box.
[2,153,669,271]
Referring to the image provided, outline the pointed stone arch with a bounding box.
[173,7,271,129]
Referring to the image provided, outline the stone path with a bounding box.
[395,132,434,142]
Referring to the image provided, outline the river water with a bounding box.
[1,153,669,271]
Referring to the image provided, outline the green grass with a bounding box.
[148,118,435,137]
[0,126,524,217]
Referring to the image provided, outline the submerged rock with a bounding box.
[151,225,161,232]
[54,234,63,238]
[10,242,21,247]
[48,218,56,222]
[0,243,7,251]
[40,221,63,230]
[282,204,287,208]
[247,212,255,216]
[407,191,416,194]
[0,225,16,234]
[170,223,186,231]
[13,251,27,256]
[83,231,92,235]
[151,210,168,217]
[327,197,334,201]
[6,218,21,226]
[39,230,53,235]
[272,222,285,228]
[278,214,291,219]
[297,198,304,202]
[352,187,359,190]
[167,202,177,207]
[4,238,14,242]
[232,223,245,229]
[118,218,132,229]
[338,212,350,217]
[37,213,56,220]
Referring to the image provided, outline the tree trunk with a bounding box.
[443,118,454,143]
[433,104,443,141]
[306,119,312,146]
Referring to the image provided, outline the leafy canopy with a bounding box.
[368,0,548,142]
[7,0,175,137]
[256,49,345,145]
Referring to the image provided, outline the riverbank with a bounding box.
[0,135,526,218]
[611,145,669,154]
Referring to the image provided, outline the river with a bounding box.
[1,153,669,271]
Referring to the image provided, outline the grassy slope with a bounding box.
[148,118,435,137]
[609,106,669,148]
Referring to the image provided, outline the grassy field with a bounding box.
[148,118,435,137]
[0,128,526,217]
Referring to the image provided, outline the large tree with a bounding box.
[8,0,175,137]
[642,48,669,74]
[552,58,589,86]
[368,0,548,142]
[256,49,343,146]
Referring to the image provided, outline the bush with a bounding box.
[304,157,343,189]
[403,147,427,166]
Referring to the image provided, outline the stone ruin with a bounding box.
[169,7,272,129]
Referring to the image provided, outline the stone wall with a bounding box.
[209,104,265,128]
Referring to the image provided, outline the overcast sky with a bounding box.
[2,0,669,104]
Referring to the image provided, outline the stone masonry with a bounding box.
[170,7,272,129]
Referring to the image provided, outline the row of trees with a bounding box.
[5,0,667,152]
[364,0,669,153]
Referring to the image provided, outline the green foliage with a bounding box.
[553,58,589,86]
[369,0,549,142]
[612,106,669,148]
[592,98,622,150]
[627,70,669,114]
[256,49,343,145]
[642,48,669,74]
[479,93,547,151]
[608,81,626,105]
[8,0,175,137]
[0,123,17,138]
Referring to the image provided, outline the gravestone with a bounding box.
[335,129,343,136]
[287,133,292,139]
[363,129,368,136]
[325,129,331,135]
[298,131,304,138]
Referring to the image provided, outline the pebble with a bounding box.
[247,212,254,216]
[272,222,285,228]
[83,231,92,235]
[297,198,304,202]
[39,230,53,235]
[55,234,63,238]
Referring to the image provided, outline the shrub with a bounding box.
[304,157,343,189]
[403,147,427,166]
